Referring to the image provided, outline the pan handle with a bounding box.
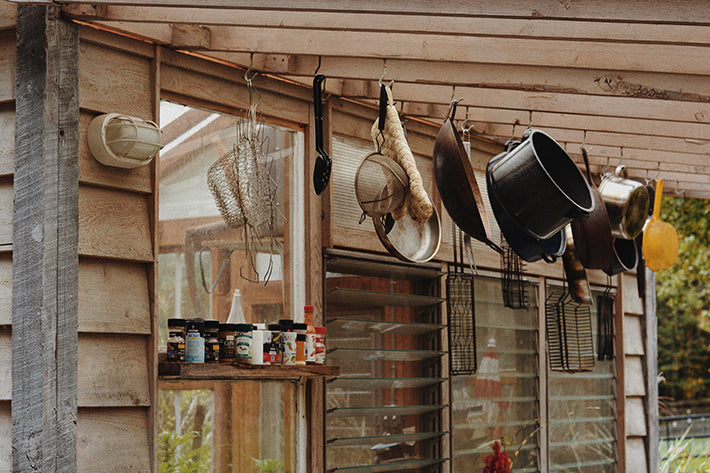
[313,74,326,153]
[378,84,387,132]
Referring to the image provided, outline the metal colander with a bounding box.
[354,151,409,218]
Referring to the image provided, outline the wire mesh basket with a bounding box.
[447,225,477,376]
[545,287,595,372]
[501,237,528,309]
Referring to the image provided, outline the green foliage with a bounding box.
[251,458,285,473]
[660,427,710,473]
[158,431,213,473]
[656,196,710,401]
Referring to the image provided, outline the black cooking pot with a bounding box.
[603,237,638,276]
[486,148,566,263]
[487,129,594,240]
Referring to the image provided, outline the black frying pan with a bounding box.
[433,101,501,254]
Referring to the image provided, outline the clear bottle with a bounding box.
[226,289,246,324]
[167,318,185,362]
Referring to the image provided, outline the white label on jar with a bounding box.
[306,333,317,362]
[236,332,252,360]
[185,333,205,363]
[282,332,297,365]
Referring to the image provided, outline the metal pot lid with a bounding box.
[373,207,442,263]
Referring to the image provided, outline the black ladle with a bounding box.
[313,73,331,195]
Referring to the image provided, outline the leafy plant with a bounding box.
[251,458,285,473]
[660,427,710,473]
[158,431,213,473]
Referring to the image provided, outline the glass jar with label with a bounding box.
[315,326,327,364]
[235,323,253,363]
[219,323,237,363]
[167,318,185,362]
[204,320,220,363]
[184,319,205,363]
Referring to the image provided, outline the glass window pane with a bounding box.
[451,277,540,473]
[548,286,617,473]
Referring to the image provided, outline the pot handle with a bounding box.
[614,164,628,179]
[542,253,557,264]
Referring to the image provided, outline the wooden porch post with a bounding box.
[12,5,79,472]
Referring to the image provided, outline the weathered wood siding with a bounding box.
[623,272,653,473]
[75,28,156,473]
[0,11,14,470]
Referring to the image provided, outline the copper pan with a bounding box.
[571,148,615,271]
[433,101,501,254]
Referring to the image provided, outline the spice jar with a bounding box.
[204,320,220,363]
[304,306,317,364]
[184,319,205,363]
[315,326,327,364]
[268,324,282,364]
[280,319,296,365]
[235,323,253,363]
[167,318,186,362]
[251,323,270,365]
[293,323,307,365]
[219,323,237,363]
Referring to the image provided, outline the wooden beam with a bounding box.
[21,0,710,24]
[62,7,710,45]
[189,26,710,76]
[13,5,79,472]
[205,53,710,102]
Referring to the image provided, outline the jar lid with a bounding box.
[279,319,294,327]
[205,319,220,330]
[304,305,314,313]
[296,333,306,341]
[253,323,267,330]
[235,323,253,331]
[315,326,327,334]
[293,323,307,331]
[185,319,205,331]
[268,324,282,331]
[168,318,186,327]
[222,323,240,331]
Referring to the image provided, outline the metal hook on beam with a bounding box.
[244,53,258,85]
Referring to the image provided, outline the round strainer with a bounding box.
[354,152,409,217]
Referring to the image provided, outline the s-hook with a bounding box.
[314,55,322,76]
[244,53,258,85]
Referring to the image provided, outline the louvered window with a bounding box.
[324,249,448,473]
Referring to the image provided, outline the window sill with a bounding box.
[158,360,340,380]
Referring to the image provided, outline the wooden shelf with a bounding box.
[158,361,340,380]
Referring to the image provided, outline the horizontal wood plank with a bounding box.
[78,111,152,193]
[78,333,150,407]
[0,1,17,30]
[0,253,9,325]
[79,39,152,118]
[77,407,151,473]
[67,7,710,45]
[79,22,154,58]
[38,0,710,24]
[78,257,151,334]
[625,396,648,437]
[0,104,14,176]
[202,26,710,76]
[78,184,153,262]
[624,315,645,357]
[626,437,649,473]
[160,63,308,125]
[0,330,9,400]
[623,274,644,315]
[0,401,9,471]
[159,360,340,379]
[0,178,11,247]
[0,30,14,103]
[625,355,646,397]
